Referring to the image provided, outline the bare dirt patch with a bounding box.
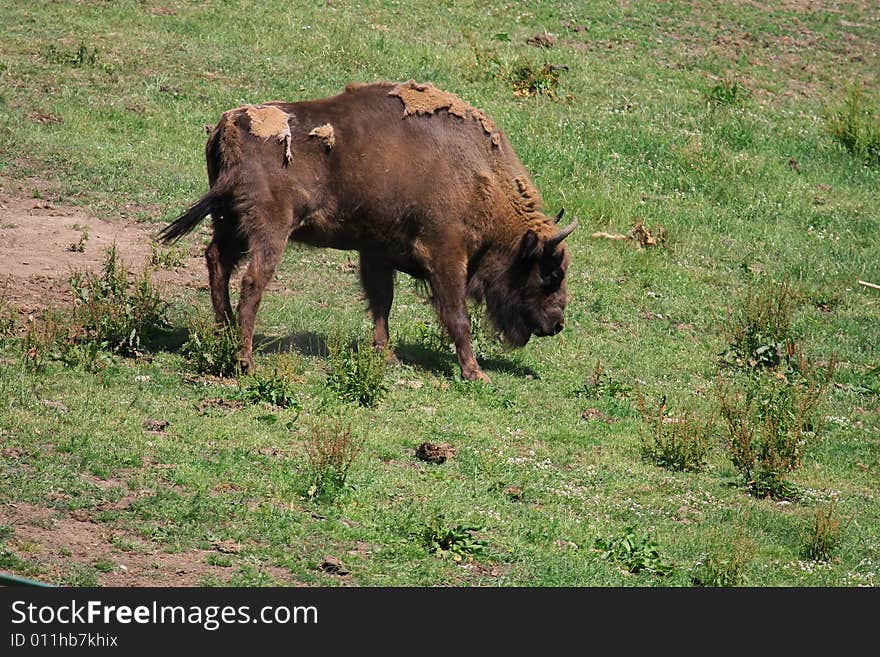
[0,178,205,315]
[0,502,299,586]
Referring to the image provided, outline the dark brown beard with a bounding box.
[501,324,532,348]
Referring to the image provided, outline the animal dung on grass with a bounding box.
[629,222,667,248]
[142,418,169,433]
[160,81,578,381]
[415,442,457,464]
[318,556,349,575]
[581,407,613,423]
[526,32,555,48]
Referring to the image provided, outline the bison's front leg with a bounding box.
[235,231,286,373]
[359,252,398,364]
[429,262,488,382]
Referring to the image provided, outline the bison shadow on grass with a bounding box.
[252,331,538,379]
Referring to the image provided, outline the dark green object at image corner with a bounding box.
[0,571,56,587]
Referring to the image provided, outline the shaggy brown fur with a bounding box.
[159,81,577,381]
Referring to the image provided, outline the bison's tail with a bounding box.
[158,167,236,244]
[157,193,215,244]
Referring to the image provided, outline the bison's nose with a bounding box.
[552,322,564,335]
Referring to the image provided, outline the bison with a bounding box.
[159,80,577,381]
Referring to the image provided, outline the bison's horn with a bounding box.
[545,216,578,252]
[554,208,565,223]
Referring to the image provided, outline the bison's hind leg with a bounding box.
[205,222,246,326]
[359,253,399,364]
[235,223,287,373]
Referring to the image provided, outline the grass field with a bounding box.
[0,0,878,586]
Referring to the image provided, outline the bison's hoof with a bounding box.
[462,369,490,383]
[374,344,400,365]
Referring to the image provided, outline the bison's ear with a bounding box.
[518,230,541,263]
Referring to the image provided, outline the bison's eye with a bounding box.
[540,268,563,291]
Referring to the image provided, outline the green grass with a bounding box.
[0,0,878,586]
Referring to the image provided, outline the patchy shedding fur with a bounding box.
[245,105,292,165]
[308,123,336,149]
[389,80,500,145]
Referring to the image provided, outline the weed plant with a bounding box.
[304,422,364,501]
[69,245,165,356]
[636,390,713,472]
[326,332,388,407]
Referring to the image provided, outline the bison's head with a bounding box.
[484,211,577,348]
